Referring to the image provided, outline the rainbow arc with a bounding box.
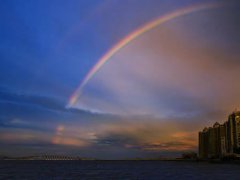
[68,2,224,107]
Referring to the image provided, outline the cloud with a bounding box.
[0,83,232,158]
[0,88,66,112]
[0,109,226,158]
[51,124,93,147]
[0,128,51,145]
[85,116,200,153]
[139,141,196,151]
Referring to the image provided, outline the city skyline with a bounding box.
[0,0,240,159]
[199,110,240,159]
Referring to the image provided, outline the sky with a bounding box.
[0,0,240,159]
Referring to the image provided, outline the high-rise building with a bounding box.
[219,123,227,155]
[199,127,208,159]
[235,114,240,152]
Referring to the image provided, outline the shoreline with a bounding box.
[1,158,240,164]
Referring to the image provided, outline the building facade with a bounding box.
[199,111,240,159]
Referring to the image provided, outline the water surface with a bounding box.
[0,160,239,179]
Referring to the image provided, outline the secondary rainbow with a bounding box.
[68,2,224,107]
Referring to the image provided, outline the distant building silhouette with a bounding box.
[199,111,240,159]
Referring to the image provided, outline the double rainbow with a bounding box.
[68,2,224,107]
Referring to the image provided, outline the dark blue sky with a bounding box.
[0,0,239,159]
[0,0,221,98]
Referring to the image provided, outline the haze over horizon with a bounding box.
[0,0,240,159]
